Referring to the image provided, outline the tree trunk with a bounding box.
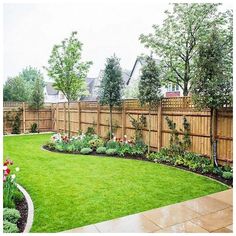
[210,108,217,166]
[109,105,113,140]
[37,107,40,133]
[183,82,188,96]
[68,101,71,138]
[148,106,151,154]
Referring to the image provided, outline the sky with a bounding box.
[3,0,233,82]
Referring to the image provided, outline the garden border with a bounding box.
[41,145,231,188]
[17,184,34,233]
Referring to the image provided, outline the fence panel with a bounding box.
[3,98,233,164]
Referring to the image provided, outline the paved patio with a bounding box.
[62,188,233,233]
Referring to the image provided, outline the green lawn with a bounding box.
[4,134,228,232]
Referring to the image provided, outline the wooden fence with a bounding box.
[3,102,53,133]
[3,97,233,164]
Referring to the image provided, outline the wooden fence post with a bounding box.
[56,103,59,132]
[97,103,101,135]
[122,101,126,138]
[64,102,66,133]
[51,103,54,131]
[157,101,162,151]
[78,102,81,132]
[22,102,26,133]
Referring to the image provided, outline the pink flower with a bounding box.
[3,175,6,182]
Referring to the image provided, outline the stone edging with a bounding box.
[17,184,34,233]
[4,132,54,137]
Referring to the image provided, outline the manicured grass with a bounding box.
[4,134,228,232]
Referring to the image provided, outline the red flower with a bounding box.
[4,168,10,176]
[3,161,9,166]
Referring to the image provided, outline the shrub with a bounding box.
[80,148,93,155]
[45,141,56,150]
[106,148,117,156]
[12,188,24,203]
[85,127,96,136]
[3,220,19,233]
[106,140,120,149]
[3,208,21,224]
[89,138,104,150]
[222,171,233,180]
[165,116,191,156]
[30,123,38,133]
[131,142,147,156]
[117,143,132,157]
[96,147,107,154]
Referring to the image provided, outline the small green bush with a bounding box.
[222,171,233,180]
[106,140,120,149]
[30,123,38,133]
[80,148,93,155]
[89,138,104,150]
[106,148,117,156]
[96,147,107,154]
[13,188,24,203]
[3,220,19,233]
[45,141,56,150]
[3,208,21,224]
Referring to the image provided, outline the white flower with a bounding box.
[3,166,7,171]
[11,174,16,179]
[15,167,20,172]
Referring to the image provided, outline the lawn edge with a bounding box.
[17,184,34,233]
[41,145,230,188]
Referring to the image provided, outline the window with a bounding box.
[167,83,180,92]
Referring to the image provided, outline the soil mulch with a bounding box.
[42,145,233,187]
[15,196,28,233]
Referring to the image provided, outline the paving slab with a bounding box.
[62,189,233,233]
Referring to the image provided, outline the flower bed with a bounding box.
[3,159,28,233]
[44,132,233,186]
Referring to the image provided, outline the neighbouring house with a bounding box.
[44,78,97,103]
[125,57,183,98]
[91,69,131,101]
[44,82,67,103]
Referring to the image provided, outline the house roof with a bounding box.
[46,82,59,95]
[97,69,131,84]
[80,77,97,101]
[126,57,160,85]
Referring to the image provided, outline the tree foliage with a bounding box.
[3,77,29,102]
[98,55,124,139]
[45,31,92,137]
[140,3,232,96]
[45,31,92,102]
[138,56,162,153]
[191,30,232,109]
[29,77,45,132]
[3,67,44,102]
[191,29,232,166]
[138,56,162,107]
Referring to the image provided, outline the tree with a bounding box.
[190,30,232,166]
[139,3,232,96]
[45,31,92,138]
[138,56,162,153]
[29,77,45,133]
[3,66,44,102]
[98,55,124,139]
[3,76,29,101]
